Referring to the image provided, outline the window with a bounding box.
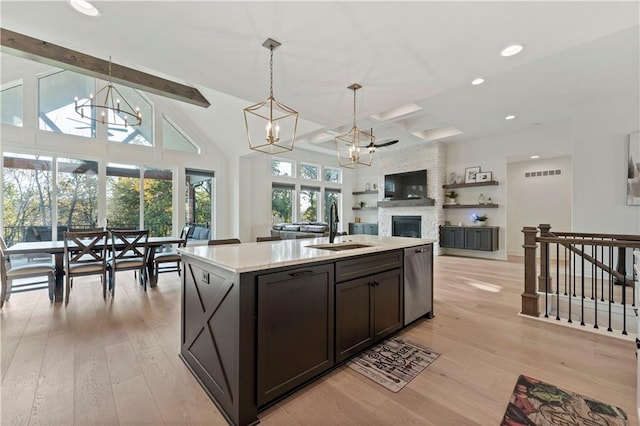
[324,166,342,184]
[324,188,341,223]
[272,159,293,177]
[106,163,141,229]
[186,169,213,228]
[57,157,99,230]
[271,160,343,225]
[299,163,319,180]
[1,83,23,127]
[39,70,95,137]
[300,185,320,222]
[163,116,199,153]
[3,153,53,245]
[271,183,294,223]
[107,84,153,146]
[144,168,173,236]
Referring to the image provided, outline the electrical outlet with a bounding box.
[201,271,209,284]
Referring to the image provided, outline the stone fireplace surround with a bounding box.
[377,143,444,254]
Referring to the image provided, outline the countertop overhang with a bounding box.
[178,235,434,273]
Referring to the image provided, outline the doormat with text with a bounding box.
[346,336,440,392]
[501,374,628,425]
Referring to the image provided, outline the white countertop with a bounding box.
[178,235,434,273]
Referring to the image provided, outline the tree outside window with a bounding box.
[300,185,320,222]
[272,183,294,224]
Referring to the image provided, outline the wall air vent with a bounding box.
[525,169,561,178]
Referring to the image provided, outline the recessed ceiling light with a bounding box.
[471,78,485,86]
[505,115,516,120]
[501,44,524,57]
[530,155,540,159]
[69,0,100,16]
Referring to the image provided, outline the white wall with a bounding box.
[506,156,572,256]
[444,120,573,260]
[572,93,640,235]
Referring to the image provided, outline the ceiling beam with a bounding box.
[1,28,211,108]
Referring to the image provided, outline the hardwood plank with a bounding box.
[29,332,75,425]
[112,375,163,425]
[0,256,636,425]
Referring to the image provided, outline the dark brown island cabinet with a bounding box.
[179,236,434,426]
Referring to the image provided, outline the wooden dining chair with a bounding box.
[152,238,186,282]
[256,236,282,242]
[207,238,241,246]
[63,230,109,305]
[109,229,149,292]
[0,236,55,308]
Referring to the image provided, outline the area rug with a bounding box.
[346,336,440,392]
[501,375,628,426]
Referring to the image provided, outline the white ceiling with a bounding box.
[1,1,639,157]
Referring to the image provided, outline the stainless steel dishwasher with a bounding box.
[404,244,433,325]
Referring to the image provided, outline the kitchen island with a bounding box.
[178,235,434,426]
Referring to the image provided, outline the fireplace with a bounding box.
[392,216,422,238]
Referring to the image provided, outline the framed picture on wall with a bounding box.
[476,171,492,182]
[628,131,640,205]
[464,166,481,183]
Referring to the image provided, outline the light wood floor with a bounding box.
[1,255,636,425]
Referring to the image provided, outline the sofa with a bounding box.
[271,222,330,239]
[187,225,211,241]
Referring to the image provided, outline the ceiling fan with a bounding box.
[366,128,399,152]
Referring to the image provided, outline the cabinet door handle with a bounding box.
[288,270,314,277]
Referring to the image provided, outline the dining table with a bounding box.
[5,236,186,302]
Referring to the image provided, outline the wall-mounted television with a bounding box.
[384,169,428,200]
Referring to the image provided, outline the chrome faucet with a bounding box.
[329,201,339,243]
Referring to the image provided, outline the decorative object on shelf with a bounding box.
[359,201,366,208]
[486,197,493,205]
[464,166,481,183]
[354,216,361,223]
[244,38,299,155]
[477,193,486,204]
[476,171,492,182]
[448,172,457,184]
[74,56,142,128]
[472,213,488,226]
[455,175,464,184]
[365,182,371,191]
[335,83,374,168]
[373,183,377,190]
[445,190,458,204]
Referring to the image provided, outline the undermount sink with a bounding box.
[306,242,372,251]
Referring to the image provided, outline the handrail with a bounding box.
[522,224,636,337]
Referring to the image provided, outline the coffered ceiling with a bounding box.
[1,1,638,157]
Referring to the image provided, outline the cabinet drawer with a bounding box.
[335,250,403,283]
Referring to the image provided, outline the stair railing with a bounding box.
[522,224,640,336]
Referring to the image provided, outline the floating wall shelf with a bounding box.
[442,180,499,189]
[443,204,499,209]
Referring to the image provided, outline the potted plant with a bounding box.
[472,213,488,226]
[445,190,458,204]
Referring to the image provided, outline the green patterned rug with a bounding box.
[501,375,628,425]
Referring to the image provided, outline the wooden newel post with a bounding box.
[538,224,552,293]
[522,226,539,317]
